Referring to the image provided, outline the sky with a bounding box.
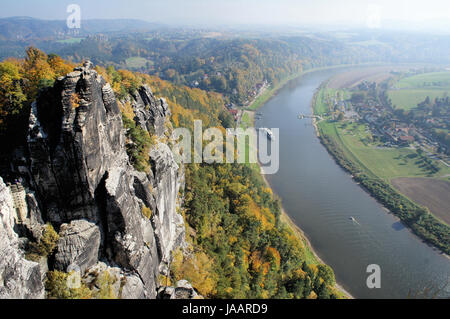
[1,0,450,30]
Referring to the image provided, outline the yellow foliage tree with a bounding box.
[170,249,217,297]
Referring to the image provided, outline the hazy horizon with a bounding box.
[1,0,450,32]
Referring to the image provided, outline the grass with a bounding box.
[246,73,303,111]
[317,120,450,180]
[240,111,252,129]
[314,85,450,181]
[279,212,319,265]
[314,87,350,115]
[388,89,448,110]
[246,62,386,112]
[125,57,150,69]
[238,111,257,164]
[387,71,450,110]
[395,71,450,89]
[314,89,330,115]
[56,37,84,44]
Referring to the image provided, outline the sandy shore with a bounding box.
[259,173,354,299]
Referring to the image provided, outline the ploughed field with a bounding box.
[392,177,450,225]
[327,66,403,89]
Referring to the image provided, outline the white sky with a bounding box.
[2,0,450,30]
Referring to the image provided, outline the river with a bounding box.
[256,68,450,299]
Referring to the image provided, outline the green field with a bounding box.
[125,57,150,69]
[315,88,450,181]
[388,89,448,110]
[387,71,450,110]
[314,89,330,115]
[314,88,350,115]
[246,72,303,110]
[239,111,257,163]
[395,71,450,89]
[56,37,84,44]
[240,111,252,129]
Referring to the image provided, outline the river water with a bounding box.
[256,68,450,299]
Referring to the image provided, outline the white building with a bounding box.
[8,183,27,224]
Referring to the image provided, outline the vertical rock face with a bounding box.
[130,85,170,137]
[27,61,127,224]
[0,177,45,299]
[54,220,101,274]
[0,62,187,299]
[149,144,186,268]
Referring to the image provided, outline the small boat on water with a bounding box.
[259,128,275,141]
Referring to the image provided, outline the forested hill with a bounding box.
[0,17,163,41]
[0,35,381,104]
[2,18,450,105]
[0,48,343,299]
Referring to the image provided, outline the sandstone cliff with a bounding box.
[0,62,189,299]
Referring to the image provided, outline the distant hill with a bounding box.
[0,16,163,41]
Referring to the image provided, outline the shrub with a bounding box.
[45,271,92,299]
[122,114,153,172]
[26,223,60,261]
[142,206,152,219]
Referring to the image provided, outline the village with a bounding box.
[225,80,270,124]
[324,80,450,168]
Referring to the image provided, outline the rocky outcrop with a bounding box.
[0,177,45,299]
[0,61,189,299]
[54,220,101,274]
[27,61,127,224]
[130,85,170,137]
[120,274,146,299]
[148,144,186,271]
[102,166,161,298]
[158,280,202,300]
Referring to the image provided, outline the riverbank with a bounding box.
[258,173,354,299]
[311,84,450,256]
[247,66,450,298]
[246,63,385,111]
[245,65,369,298]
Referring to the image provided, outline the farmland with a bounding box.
[56,37,84,44]
[125,56,151,69]
[327,66,398,89]
[387,71,450,110]
[392,177,450,225]
[395,71,450,89]
[388,89,447,110]
[317,121,450,180]
[314,69,450,252]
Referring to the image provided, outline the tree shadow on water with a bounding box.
[392,221,405,231]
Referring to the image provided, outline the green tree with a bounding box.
[317,264,336,286]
